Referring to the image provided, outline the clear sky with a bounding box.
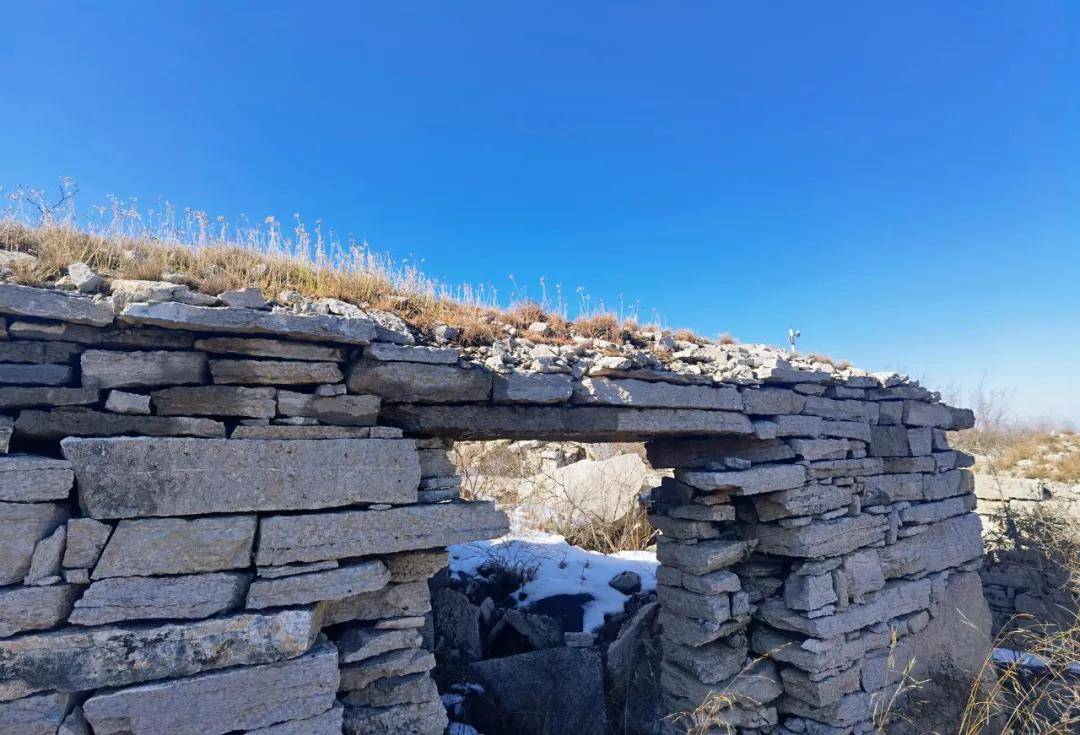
[2,3,1078,422]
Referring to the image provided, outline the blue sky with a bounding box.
[2,3,1078,421]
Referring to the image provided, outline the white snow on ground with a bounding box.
[992,648,1080,676]
[449,532,658,633]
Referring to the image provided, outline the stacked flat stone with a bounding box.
[0,282,984,735]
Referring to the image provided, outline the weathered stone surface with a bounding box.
[194,337,345,361]
[645,437,796,468]
[842,549,885,599]
[257,502,508,565]
[210,359,343,385]
[574,377,741,410]
[16,409,225,439]
[217,288,266,309]
[384,550,449,582]
[62,518,111,569]
[347,360,491,403]
[246,704,343,735]
[342,699,447,735]
[364,342,459,364]
[431,586,483,660]
[903,401,974,429]
[123,301,376,344]
[749,514,887,558]
[257,560,339,579]
[341,671,438,709]
[863,473,924,504]
[655,538,750,576]
[781,664,861,707]
[0,386,99,409]
[152,386,277,417]
[322,581,432,626]
[899,494,975,525]
[785,572,837,611]
[340,646,435,690]
[230,425,376,440]
[677,464,807,496]
[104,390,151,415]
[58,706,90,735]
[63,437,420,518]
[878,513,983,579]
[0,363,71,385]
[0,501,68,585]
[276,390,380,425]
[109,279,216,307]
[788,438,853,461]
[758,578,932,638]
[82,638,338,735]
[247,561,389,609]
[657,584,730,621]
[741,388,806,415]
[338,627,423,663]
[493,372,574,404]
[0,417,8,454]
[0,340,81,363]
[0,608,320,700]
[0,584,80,637]
[663,637,745,685]
[24,525,65,584]
[753,483,852,522]
[0,284,113,326]
[0,691,74,735]
[82,350,206,389]
[0,455,73,502]
[383,403,755,440]
[69,572,250,625]
[9,320,193,348]
[92,516,256,578]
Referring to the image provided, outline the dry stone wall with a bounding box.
[0,282,988,735]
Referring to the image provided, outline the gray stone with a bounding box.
[69,572,250,625]
[466,647,606,735]
[83,639,338,735]
[493,372,574,404]
[58,706,91,735]
[82,350,206,389]
[347,360,491,403]
[122,300,375,344]
[0,340,81,363]
[104,390,151,415]
[645,436,796,468]
[338,627,423,663]
[364,342,460,364]
[0,608,320,701]
[0,417,10,454]
[194,337,345,361]
[903,401,974,429]
[609,569,642,594]
[432,587,483,660]
[749,514,887,558]
[753,483,852,522]
[384,550,448,582]
[663,636,745,685]
[0,386,99,409]
[210,359,343,385]
[878,513,983,579]
[742,388,807,415]
[0,363,71,385]
[0,455,73,502]
[246,704,343,734]
[802,396,878,423]
[785,572,837,611]
[655,538,750,576]
[8,320,192,348]
[152,386,277,417]
[16,409,225,439]
[63,437,420,518]
[788,439,852,461]
[93,516,255,578]
[574,377,741,410]
[781,665,861,707]
[67,262,103,293]
[62,518,111,569]
[24,525,65,584]
[341,672,438,709]
[231,424,375,439]
[677,464,807,496]
[657,609,745,647]
[109,279,215,307]
[0,691,74,735]
[863,473,924,504]
[257,560,339,578]
[340,647,435,691]
[247,561,389,609]
[0,284,113,326]
[341,700,447,735]
[492,609,564,649]
[0,501,68,585]
[869,426,910,457]
[382,403,754,440]
[758,578,932,638]
[322,581,432,626]
[276,390,380,425]
[842,549,885,599]
[256,502,508,565]
[0,584,80,637]
[218,288,266,309]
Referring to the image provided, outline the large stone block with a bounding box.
[62,518,111,569]
[276,390,380,425]
[753,483,852,522]
[246,561,389,609]
[573,377,741,410]
[69,572,250,625]
[9,320,193,349]
[645,437,796,468]
[15,409,225,439]
[0,691,74,735]
[0,501,68,585]
[246,704,344,735]
[0,363,71,385]
[677,464,807,496]
[493,373,574,404]
[347,360,491,403]
[655,538,750,576]
[152,386,277,418]
[381,403,755,440]
[0,386,99,409]
[342,699,447,735]
[0,584,80,637]
[0,284,113,326]
[62,437,420,518]
[122,301,375,344]
[0,455,73,502]
[92,516,256,578]
[256,502,508,565]
[81,350,206,389]
[749,514,887,558]
[0,608,320,701]
[209,359,343,385]
[82,639,339,735]
[321,581,432,626]
[878,512,983,579]
[757,578,932,638]
[0,340,81,364]
[194,337,346,362]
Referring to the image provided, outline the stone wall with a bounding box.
[0,282,988,735]
[974,474,1080,633]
